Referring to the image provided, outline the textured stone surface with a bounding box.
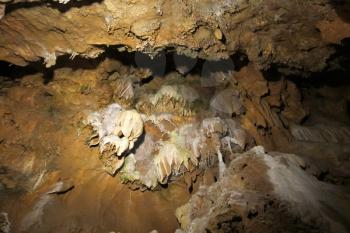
[0,0,349,74]
[1,53,350,232]
[176,147,350,233]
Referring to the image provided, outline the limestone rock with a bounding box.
[118,116,233,189]
[214,28,223,41]
[154,142,190,184]
[110,76,135,103]
[290,124,350,144]
[281,81,308,124]
[176,147,350,233]
[221,119,252,152]
[235,63,269,98]
[86,104,144,175]
[115,110,143,142]
[0,212,10,233]
[0,0,349,74]
[210,88,243,116]
[137,84,199,117]
[0,4,4,20]
[131,19,161,39]
[202,117,227,137]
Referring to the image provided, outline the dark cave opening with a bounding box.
[0,48,249,85]
[2,37,349,94]
[4,0,104,15]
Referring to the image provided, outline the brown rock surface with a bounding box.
[176,147,350,233]
[0,0,349,74]
[0,61,192,233]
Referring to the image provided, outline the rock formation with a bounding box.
[0,0,350,233]
[176,147,350,233]
[0,0,348,75]
[86,104,144,175]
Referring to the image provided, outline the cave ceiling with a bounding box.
[0,0,349,73]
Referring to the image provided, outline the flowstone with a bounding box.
[82,71,254,189]
[86,103,144,175]
[118,115,249,190]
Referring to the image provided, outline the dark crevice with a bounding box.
[6,38,349,90]
[258,37,350,91]
[292,38,350,88]
[347,101,350,119]
[0,60,40,80]
[262,64,283,82]
[5,0,103,15]
[54,54,106,70]
[329,0,350,22]
[139,76,154,86]
[5,2,43,15]
[0,46,248,86]
[230,51,249,71]
[188,184,193,194]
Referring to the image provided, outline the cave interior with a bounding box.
[1,0,350,233]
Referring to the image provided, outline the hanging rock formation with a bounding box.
[0,0,349,74]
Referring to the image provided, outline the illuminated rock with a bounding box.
[86,104,144,175]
